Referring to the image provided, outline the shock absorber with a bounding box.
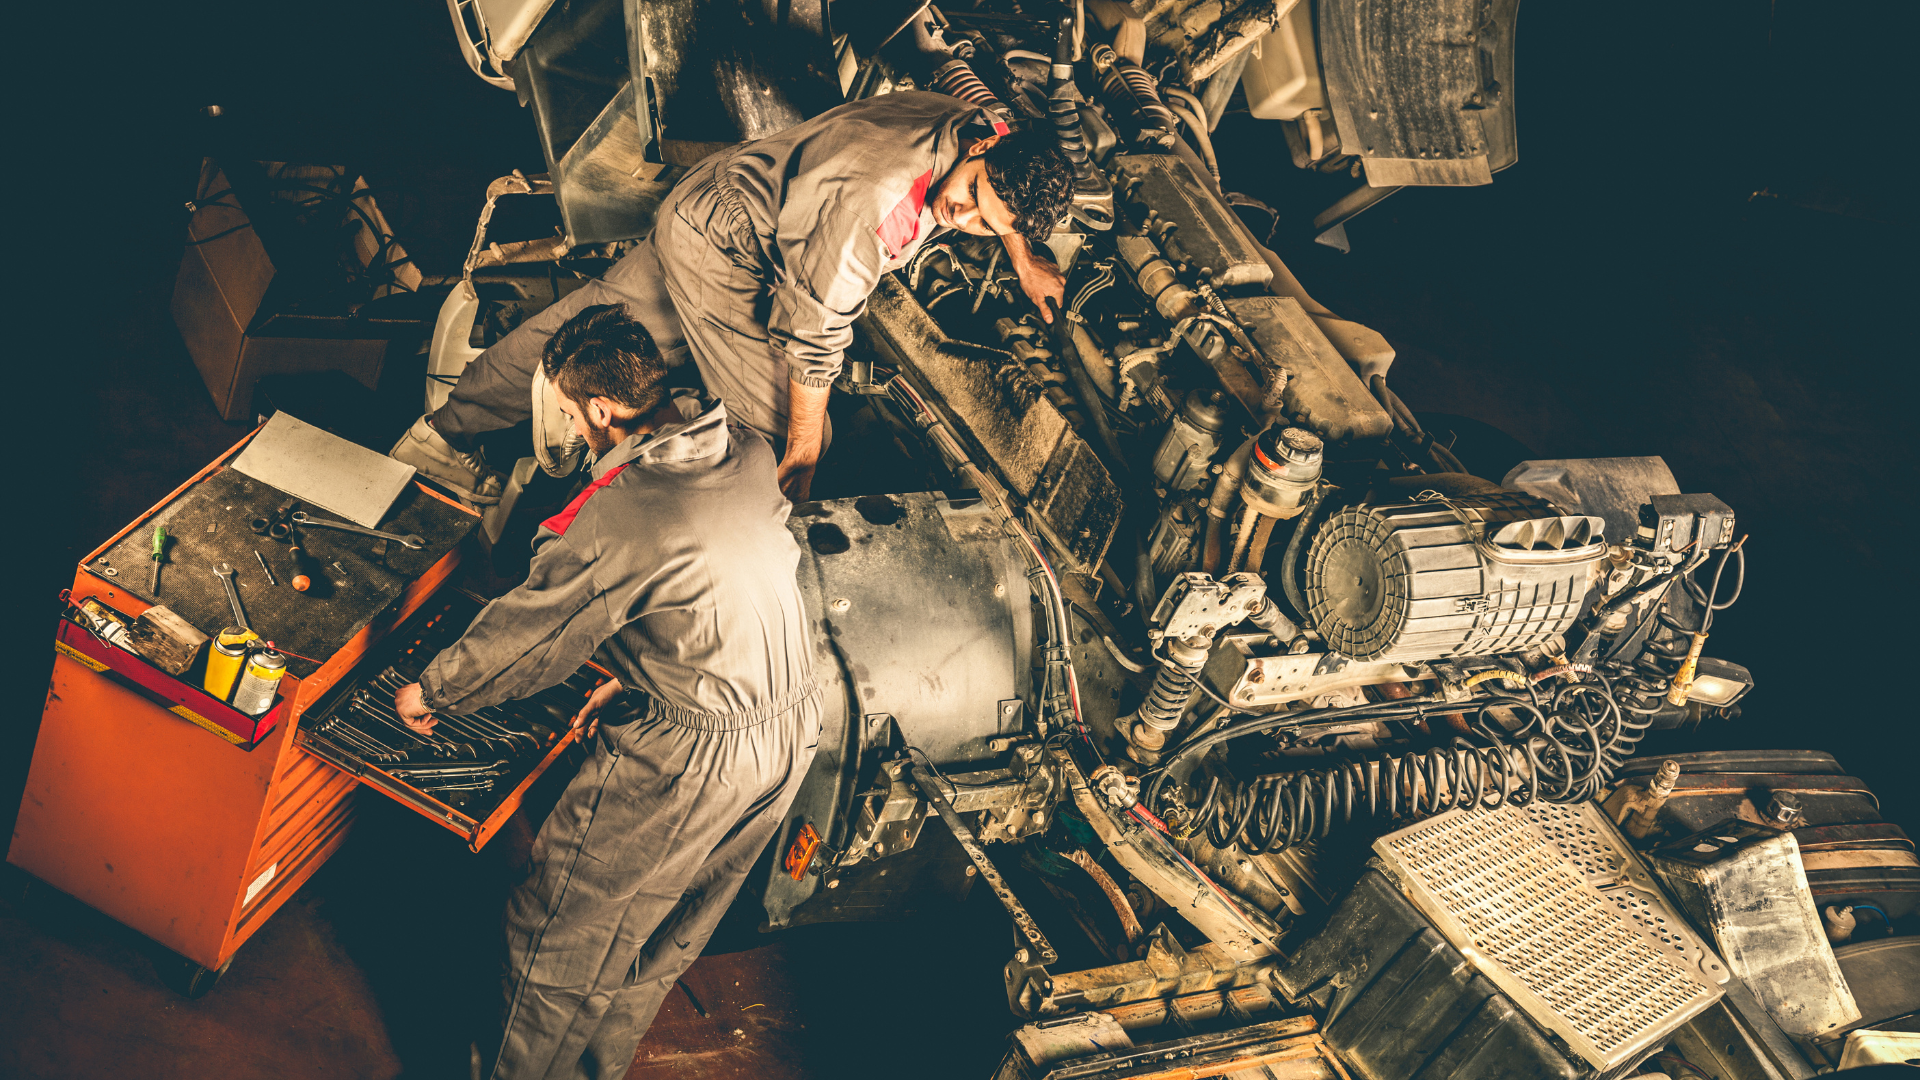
[1125,636,1211,765]
[1090,43,1176,149]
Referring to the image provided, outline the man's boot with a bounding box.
[390,415,505,505]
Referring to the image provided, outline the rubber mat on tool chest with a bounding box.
[86,467,479,680]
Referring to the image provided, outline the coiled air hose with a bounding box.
[1152,673,1643,853]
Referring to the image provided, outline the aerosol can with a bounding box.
[230,647,287,717]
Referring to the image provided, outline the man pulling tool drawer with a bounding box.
[389,304,821,1080]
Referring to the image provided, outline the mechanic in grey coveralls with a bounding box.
[389,90,1082,503]
[390,303,821,1079]
[393,91,1076,503]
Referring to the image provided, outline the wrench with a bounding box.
[214,563,250,631]
[368,670,537,752]
[290,511,426,550]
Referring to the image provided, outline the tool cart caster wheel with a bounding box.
[157,955,232,999]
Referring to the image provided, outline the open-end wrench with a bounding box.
[214,563,250,631]
[348,695,444,749]
[319,716,399,761]
[360,683,494,750]
[351,694,474,758]
[290,512,425,550]
[368,671,537,751]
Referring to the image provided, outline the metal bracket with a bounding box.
[1148,572,1267,643]
[912,764,1057,967]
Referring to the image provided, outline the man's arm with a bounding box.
[779,379,829,502]
[433,247,687,445]
[395,524,619,726]
[1000,233,1066,321]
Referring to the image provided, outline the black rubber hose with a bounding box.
[1276,484,1328,625]
[1048,298,1129,476]
[1049,16,1096,182]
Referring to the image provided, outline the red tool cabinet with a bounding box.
[9,428,572,989]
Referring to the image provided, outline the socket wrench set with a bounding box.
[296,588,607,845]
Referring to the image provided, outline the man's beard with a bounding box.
[583,424,619,457]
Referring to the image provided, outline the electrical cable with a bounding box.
[1851,902,1892,930]
[1684,541,1745,633]
[1188,671,1256,715]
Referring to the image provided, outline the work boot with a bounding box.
[390,415,504,506]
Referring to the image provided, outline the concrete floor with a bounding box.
[8,1,1911,1077]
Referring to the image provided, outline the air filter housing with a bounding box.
[1303,492,1606,662]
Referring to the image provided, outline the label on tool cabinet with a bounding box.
[244,863,277,906]
[53,640,109,672]
[169,705,248,746]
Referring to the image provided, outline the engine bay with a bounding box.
[402,3,1917,1076]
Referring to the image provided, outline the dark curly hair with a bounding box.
[541,303,667,414]
[982,130,1074,245]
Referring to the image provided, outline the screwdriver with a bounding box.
[290,530,320,592]
[150,526,168,595]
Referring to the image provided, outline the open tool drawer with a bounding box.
[297,588,608,850]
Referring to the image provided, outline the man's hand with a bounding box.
[777,458,816,503]
[1000,233,1066,321]
[394,682,436,735]
[1015,258,1067,320]
[572,678,625,741]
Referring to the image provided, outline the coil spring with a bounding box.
[930,59,1009,118]
[1181,677,1643,854]
[1139,661,1202,732]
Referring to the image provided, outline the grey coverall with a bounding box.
[418,392,820,1080]
[432,91,1001,452]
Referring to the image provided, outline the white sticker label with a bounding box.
[244,863,277,906]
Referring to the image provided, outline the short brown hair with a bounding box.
[541,303,667,414]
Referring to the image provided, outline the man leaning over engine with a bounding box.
[390,303,821,1080]
[393,91,1075,503]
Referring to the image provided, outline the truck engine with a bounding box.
[405,2,1916,1076]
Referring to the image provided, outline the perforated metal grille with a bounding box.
[1375,803,1721,1070]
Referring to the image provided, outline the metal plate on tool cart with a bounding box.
[229,411,416,528]
[87,468,478,679]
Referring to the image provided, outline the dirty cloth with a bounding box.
[414,392,820,1078]
[432,92,992,449]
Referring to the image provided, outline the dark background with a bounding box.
[8,0,1914,1074]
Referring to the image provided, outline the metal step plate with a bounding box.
[1372,801,1725,1074]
